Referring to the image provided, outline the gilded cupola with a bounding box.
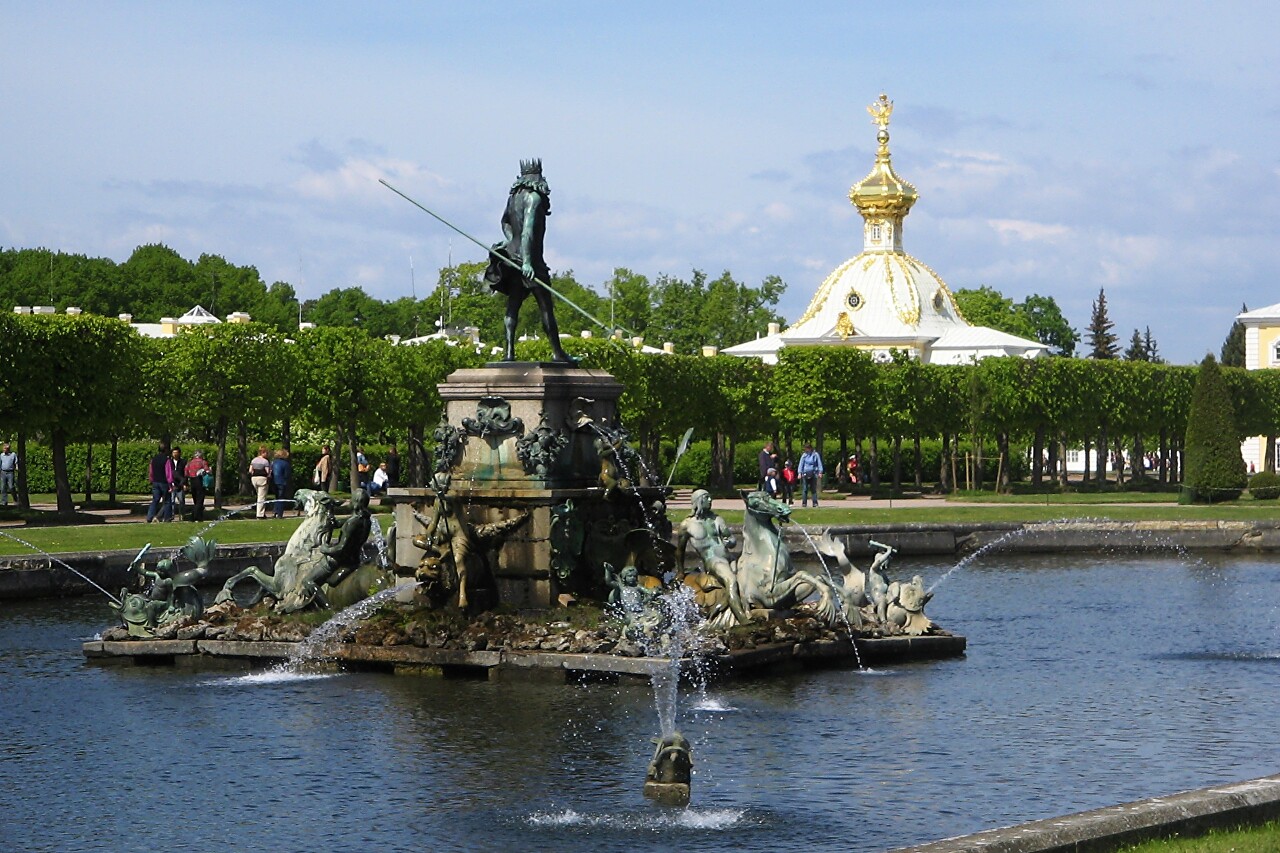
[848,94,917,252]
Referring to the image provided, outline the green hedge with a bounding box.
[1249,470,1280,500]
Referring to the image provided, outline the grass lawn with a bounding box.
[711,493,1280,525]
[0,518,308,557]
[1117,821,1280,851]
[0,484,1275,557]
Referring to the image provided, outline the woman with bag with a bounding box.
[185,450,212,522]
[314,446,332,493]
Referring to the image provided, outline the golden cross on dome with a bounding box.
[867,94,894,130]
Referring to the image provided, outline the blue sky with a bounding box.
[1,2,1277,363]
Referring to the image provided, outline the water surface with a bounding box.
[2,551,1278,852]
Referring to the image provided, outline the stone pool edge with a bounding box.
[81,633,967,681]
[890,773,1280,853]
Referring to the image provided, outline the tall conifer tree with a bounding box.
[1184,354,1247,501]
[1087,287,1119,359]
[1220,303,1247,367]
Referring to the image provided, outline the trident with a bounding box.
[379,178,632,338]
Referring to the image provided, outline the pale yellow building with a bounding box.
[724,94,1047,364]
[1237,303,1280,470]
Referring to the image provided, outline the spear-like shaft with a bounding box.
[379,178,630,337]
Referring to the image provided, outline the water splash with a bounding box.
[627,583,706,738]
[794,525,864,669]
[367,516,390,569]
[0,529,121,604]
[276,586,402,674]
[526,807,747,830]
[927,517,1207,594]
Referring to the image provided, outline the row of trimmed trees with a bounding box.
[2,311,1269,512]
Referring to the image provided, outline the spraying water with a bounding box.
[276,585,403,674]
[0,529,122,604]
[794,526,864,669]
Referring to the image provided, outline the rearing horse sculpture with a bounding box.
[735,490,839,626]
[214,489,389,613]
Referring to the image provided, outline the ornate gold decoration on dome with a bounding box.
[845,289,864,311]
[883,254,921,326]
[835,312,855,340]
[793,255,862,327]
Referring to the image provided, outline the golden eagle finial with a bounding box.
[867,94,894,130]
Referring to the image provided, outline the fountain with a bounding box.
[84,160,965,814]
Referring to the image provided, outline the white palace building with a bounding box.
[724,94,1047,365]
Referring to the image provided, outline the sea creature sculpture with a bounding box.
[813,530,866,631]
[214,489,390,613]
[735,490,838,626]
[644,732,692,806]
[886,575,934,636]
[112,537,217,637]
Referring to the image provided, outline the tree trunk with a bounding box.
[281,416,292,451]
[709,431,729,490]
[1032,425,1045,487]
[869,435,880,489]
[236,420,250,496]
[996,431,1011,493]
[17,432,29,510]
[347,423,360,494]
[892,435,903,491]
[940,432,952,492]
[838,433,849,487]
[84,443,94,503]
[408,424,425,487]
[1082,438,1092,485]
[726,434,738,492]
[913,432,923,489]
[1058,434,1069,488]
[1096,426,1109,488]
[51,429,74,514]
[1162,427,1172,481]
[1046,436,1058,488]
[1131,435,1146,481]
[215,416,229,512]
[109,437,119,504]
[974,434,985,491]
[1266,434,1277,474]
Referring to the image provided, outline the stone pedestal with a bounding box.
[390,363,670,610]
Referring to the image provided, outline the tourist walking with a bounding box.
[185,450,211,522]
[762,467,782,499]
[145,445,175,523]
[356,446,371,487]
[0,441,18,507]
[169,447,186,522]
[314,445,333,492]
[781,460,797,504]
[249,446,271,518]
[758,441,777,491]
[271,449,292,518]
[798,443,824,507]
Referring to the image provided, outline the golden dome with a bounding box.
[848,94,918,224]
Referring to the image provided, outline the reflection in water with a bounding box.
[3,552,1280,851]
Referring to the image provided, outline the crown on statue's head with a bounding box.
[519,158,543,175]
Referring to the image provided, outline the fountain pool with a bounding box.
[4,551,1280,852]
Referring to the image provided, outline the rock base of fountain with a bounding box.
[85,600,966,678]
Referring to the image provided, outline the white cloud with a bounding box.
[988,219,1072,243]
